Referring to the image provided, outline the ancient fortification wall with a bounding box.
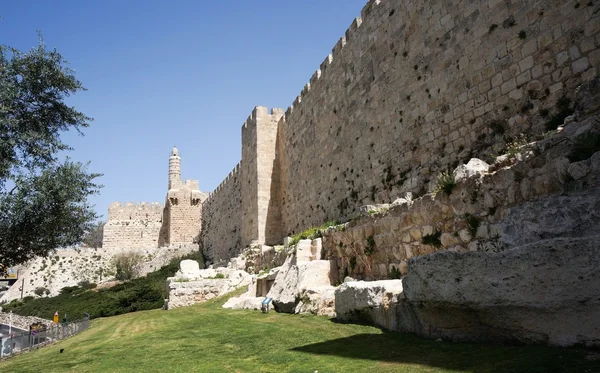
[103,202,166,249]
[276,0,599,235]
[201,0,600,260]
[201,164,242,262]
[103,147,202,250]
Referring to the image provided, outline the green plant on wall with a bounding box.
[432,171,456,196]
[422,231,442,248]
[465,214,481,239]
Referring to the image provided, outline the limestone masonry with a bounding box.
[201,0,600,263]
[104,0,600,264]
[103,147,207,249]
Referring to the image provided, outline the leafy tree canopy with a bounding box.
[0,36,102,271]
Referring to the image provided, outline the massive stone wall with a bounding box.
[202,164,242,263]
[201,0,600,260]
[103,202,166,249]
[276,0,600,236]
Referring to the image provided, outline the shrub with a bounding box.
[432,171,456,196]
[466,214,481,239]
[545,97,575,131]
[34,287,49,297]
[78,280,97,290]
[422,231,442,248]
[113,252,143,281]
[390,266,402,279]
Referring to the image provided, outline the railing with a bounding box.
[0,316,90,359]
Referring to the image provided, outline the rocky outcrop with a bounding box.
[0,244,199,304]
[335,280,404,329]
[165,261,251,310]
[223,239,336,317]
[334,235,600,347]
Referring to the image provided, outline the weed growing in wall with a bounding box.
[389,266,402,279]
[432,171,456,196]
[289,221,340,246]
[422,231,442,248]
[465,214,481,239]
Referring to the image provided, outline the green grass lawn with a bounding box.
[1,290,599,373]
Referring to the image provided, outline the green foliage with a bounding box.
[82,221,105,248]
[422,231,442,248]
[0,37,102,269]
[364,236,375,256]
[389,266,402,279]
[78,280,97,290]
[210,273,226,279]
[2,252,204,320]
[113,252,144,281]
[34,287,49,297]
[2,289,598,373]
[568,132,600,162]
[289,221,339,246]
[432,171,456,196]
[465,214,481,239]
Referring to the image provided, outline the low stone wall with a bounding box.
[0,312,50,330]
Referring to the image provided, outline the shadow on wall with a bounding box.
[289,331,599,372]
[158,206,169,247]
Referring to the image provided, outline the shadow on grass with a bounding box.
[290,331,600,373]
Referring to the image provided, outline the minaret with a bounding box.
[168,146,181,189]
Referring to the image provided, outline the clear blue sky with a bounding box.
[1,0,367,219]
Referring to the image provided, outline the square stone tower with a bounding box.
[166,147,206,245]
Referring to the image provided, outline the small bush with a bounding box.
[113,252,144,281]
[432,171,456,196]
[78,280,97,290]
[289,221,340,246]
[422,231,442,248]
[466,214,481,239]
[34,287,49,297]
[390,266,402,279]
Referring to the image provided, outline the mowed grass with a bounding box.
[1,290,599,373]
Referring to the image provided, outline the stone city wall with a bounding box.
[276,0,599,237]
[201,164,243,263]
[103,202,166,249]
[201,0,600,262]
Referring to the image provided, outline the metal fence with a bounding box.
[0,317,90,359]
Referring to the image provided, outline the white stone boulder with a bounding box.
[177,259,201,278]
[335,280,404,330]
[222,296,263,310]
[166,266,252,310]
[267,255,333,314]
[453,158,489,182]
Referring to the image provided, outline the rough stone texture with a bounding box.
[222,296,263,311]
[165,267,252,310]
[453,158,489,182]
[333,236,600,347]
[0,245,199,304]
[0,312,51,331]
[260,245,335,314]
[321,112,600,281]
[199,0,600,264]
[177,260,201,278]
[335,280,404,330]
[401,235,600,347]
[499,189,600,247]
